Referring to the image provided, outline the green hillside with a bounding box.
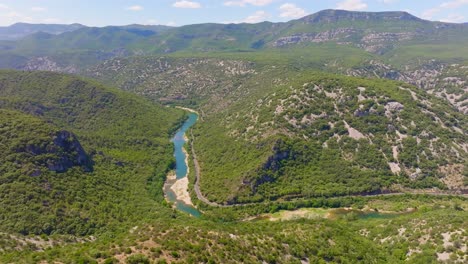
[192,72,467,203]
[85,55,467,204]
[0,70,185,237]
[0,71,466,264]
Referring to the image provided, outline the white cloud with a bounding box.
[225,10,270,23]
[0,11,33,25]
[31,7,47,12]
[243,10,269,23]
[440,0,468,8]
[224,1,245,7]
[173,1,201,8]
[166,21,177,26]
[279,3,307,19]
[126,5,143,11]
[224,0,273,7]
[440,13,465,22]
[336,0,368,11]
[422,0,468,20]
[0,3,9,9]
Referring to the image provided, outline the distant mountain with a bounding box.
[298,9,422,23]
[0,22,86,40]
[0,10,467,66]
[0,10,467,111]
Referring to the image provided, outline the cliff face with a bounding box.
[17,130,92,173]
[299,10,422,24]
[48,130,92,172]
[0,109,93,176]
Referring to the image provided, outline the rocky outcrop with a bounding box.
[48,131,92,172]
[271,28,356,47]
[300,10,422,24]
[250,139,291,192]
[359,32,416,54]
[271,29,417,54]
[20,130,92,173]
[345,61,468,114]
[23,57,79,73]
[384,102,404,117]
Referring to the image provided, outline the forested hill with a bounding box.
[0,70,184,237]
[191,72,467,204]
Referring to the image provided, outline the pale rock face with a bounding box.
[384,101,404,117]
[24,57,79,73]
[388,162,401,174]
[271,28,356,47]
[344,121,366,140]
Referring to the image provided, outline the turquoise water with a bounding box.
[166,112,201,217]
[172,113,198,179]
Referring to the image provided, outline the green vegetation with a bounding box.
[0,70,184,238]
[1,9,468,72]
[190,72,466,203]
[0,9,467,263]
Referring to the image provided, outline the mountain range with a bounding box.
[0,22,85,40]
[1,10,467,68]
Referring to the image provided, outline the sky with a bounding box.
[0,0,467,27]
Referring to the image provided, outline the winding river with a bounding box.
[163,112,201,217]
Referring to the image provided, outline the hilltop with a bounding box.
[0,23,85,40]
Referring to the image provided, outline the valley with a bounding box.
[0,6,466,264]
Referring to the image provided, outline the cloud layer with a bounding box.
[336,0,368,11]
[173,1,202,9]
[126,5,143,11]
[279,3,307,19]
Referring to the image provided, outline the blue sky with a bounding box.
[0,0,467,26]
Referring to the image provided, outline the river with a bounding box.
[163,112,201,217]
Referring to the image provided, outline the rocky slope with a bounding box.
[192,73,467,203]
[85,56,256,108]
[345,60,468,114]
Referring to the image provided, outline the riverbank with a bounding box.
[175,106,199,114]
[170,177,192,206]
[163,111,200,216]
[169,147,193,206]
